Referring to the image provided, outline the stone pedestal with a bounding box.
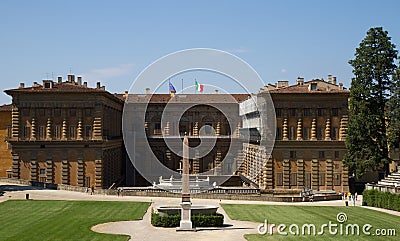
[177,201,196,231]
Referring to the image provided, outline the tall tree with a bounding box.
[344,27,398,178]
[388,67,400,151]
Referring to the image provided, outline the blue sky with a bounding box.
[1,0,400,103]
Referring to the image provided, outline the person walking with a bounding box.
[91,186,94,195]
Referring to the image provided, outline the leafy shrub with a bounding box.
[363,189,400,211]
[151,211,224,227]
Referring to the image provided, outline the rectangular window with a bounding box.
[276,127,282,140]
[39,177,47,183]
[23,126,31,139]
[38,108,45,116]
[289,108,296,117]
[331,127,339,140]
[317,108,324,117]
[38,126,46,140]
[54,109,61,117]
[70,109,76,117]
[275,108,282,117]
[85,108,92,117]
[317,126,324,140]
[289,126,296,140]
[39,168,46,175]
[334,163,340,169]
[84,125,92,139]
[318,173,326,186]
[276,173,283,186]
[7,170,12,178]
[303,127,310,140]
[22,109,30,116]
[303,108,311,117]
[85,176,91,187]
[290,151,296,159]
[332,108,339,117]
[290,173,297,186]
[305,172,311,188]
[310,83,317,90]
[333,173,341,186]
[319,151,325,159]
[54,125,61,140]
[69,126,76,139]
[334,151,340,159]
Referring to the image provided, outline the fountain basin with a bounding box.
[156,205,218,216]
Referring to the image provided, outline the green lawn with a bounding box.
[0,200,149,241]
[222,204,400,241]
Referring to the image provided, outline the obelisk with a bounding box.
[177,134,195,231]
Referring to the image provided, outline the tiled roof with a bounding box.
[5,82,105,93]
[122,94,250,103]
[0,104,12,112]
[267,80,349,94]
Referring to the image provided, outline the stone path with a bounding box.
[2,181,400,240]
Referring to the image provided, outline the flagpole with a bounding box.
[194,78,196,94]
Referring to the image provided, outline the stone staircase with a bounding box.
[366,171,400,193]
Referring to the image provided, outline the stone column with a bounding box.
[46,118,52,140]
[283,159,290,189]
[297,159,304,187]
[325,118,331,141]
[282,118,288,140]
[296,118,302,141]
[77,119,83,140]
[311,118,317,140]
[30,160,37,181]
[339,115,348,140]
[62,119,67,140]
[11,106,19,140]
[311,159,319,190]
[31,117,36,140]
[265,157,273,189]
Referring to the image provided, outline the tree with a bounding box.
[388,67,400,150]
[344,27,398,178]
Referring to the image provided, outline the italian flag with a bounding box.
[195,80,204,93]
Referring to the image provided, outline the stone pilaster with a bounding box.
[342,166,349,192]
[325,118,331,140]
[216,121,221,136]
[193,151,200,174]
[46,159,53,183]
[77,119,83,140]
[311,118,317,140]
[214,150,222,175]
[62,160,69,184]
[283,159,290,189]
[77,160,84,186]
[265,157,273,189]
[11,106,19,140]
[193,122,199,136]
[144,121,149,135]
[326,159,333,190]
[30,160,37,181]
[296,118,302,140]
[164,121,170,136]
[95,157,103,188]
[282,118,288,140]
[297,159,304,187]
[11,153,20,179]
[339,115,348,140]
[236,122,241,138]
[311,159,319,190]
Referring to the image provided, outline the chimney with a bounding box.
[83,82,87,87]
[296,77,304,85]
[33,82,39,87]
[332,76,337,85]
[96,82,101,89]
[277,80,289,88]
[124,90,129,98]
[57,76,62,83]
[327,74,332,83]
[214,89,219,94]
[19,83,25,88]
[339,82,344,90]
[67,74,73,83]
[77,76,82,86]
[146,88,150,95]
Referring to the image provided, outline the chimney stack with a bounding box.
[19,83,25,88]
[339,82,343,90]
[327,75,332,83]
[146,88,150,95]
[96,82,101,89]
[277,80,289,88]
[83,82,87,87]
[296,77,304,85]
[214,89,219,94]
[57,76,62,83]
[77,76,82,86]
[332,76,337,85]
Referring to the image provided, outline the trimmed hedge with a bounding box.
[151,212,224,227]
[363,189,400,211]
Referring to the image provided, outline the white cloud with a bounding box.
[80,63,136,82]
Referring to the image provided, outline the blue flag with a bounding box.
[169,82,176,92]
